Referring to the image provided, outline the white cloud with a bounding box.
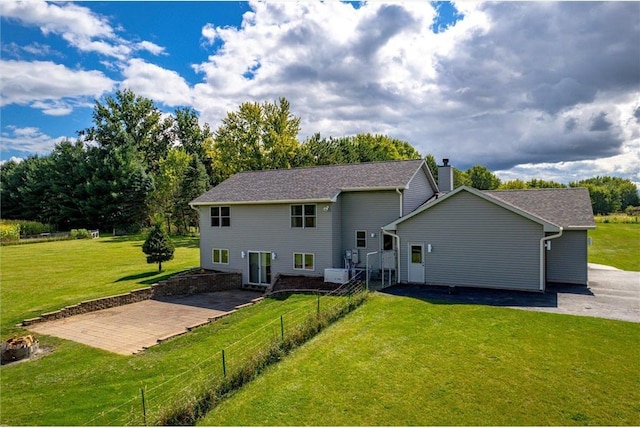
[201,23,218,45]
[0,0,165,60]
[0,60,115,114]
[0,126,69,156]
[189,1,639,185]
[120,58,193,107]
[137,41,166,56]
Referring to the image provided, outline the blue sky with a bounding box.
[1,1,639,186]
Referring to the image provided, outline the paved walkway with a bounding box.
[28,290,263,355]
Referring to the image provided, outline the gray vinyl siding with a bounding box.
[340,190,401,268]
[403,166,435,215]
[395,191,544,291]
[199,204,334,284]
[546,230,588,285]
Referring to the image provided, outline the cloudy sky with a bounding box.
[1,1,639,185]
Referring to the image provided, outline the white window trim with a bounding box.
[293,252,315,271]
[356,230,367,249]
[290,204,317,228]
[212,248,229,264]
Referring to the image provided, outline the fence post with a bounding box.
[221,349,227,377]
[140,388,147,426]
[317,292,320,317]
[280,315,284,342]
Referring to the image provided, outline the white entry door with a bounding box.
[408,243,425,283]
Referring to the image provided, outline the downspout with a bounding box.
[539,227,563,292]
[396,188,403,218]
[382,229,401,285]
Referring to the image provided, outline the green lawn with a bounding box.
[589,223,640,271]
[201,294,640,426]
[0,235,200,336]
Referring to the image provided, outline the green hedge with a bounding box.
[0,220,53,237]
[70,229,92,239]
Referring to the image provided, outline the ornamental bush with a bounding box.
[70,229,92,239]
[142,224,175,272]
[0,223,20,243]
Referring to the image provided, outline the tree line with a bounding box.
[1,90,637,232]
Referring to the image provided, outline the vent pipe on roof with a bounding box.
[438,159,454,193]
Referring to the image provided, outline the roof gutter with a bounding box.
[539,227,563,292]
[189,198,334,207]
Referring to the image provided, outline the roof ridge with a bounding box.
[232,158,424,175]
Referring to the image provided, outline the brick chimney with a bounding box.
[438,158,454,193]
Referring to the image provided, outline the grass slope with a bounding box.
[0,235,199,335]
[201,294,640,426]
[588,223,640,271]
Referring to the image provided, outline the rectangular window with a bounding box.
[211,206,230,227]
[356,230,367,249]
[291,204,316,228]
[212,248,229,264]
[293,252,315,271]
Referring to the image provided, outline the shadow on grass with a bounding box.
[115,268,195,285]
[115,271,159,282]
[99,234,199,248]
[380,283,563,309]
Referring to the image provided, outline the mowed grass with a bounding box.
[201,294,640,426]
[0,235,199,335]
[589,223,640,271]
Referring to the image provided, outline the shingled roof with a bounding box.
[385,185,595,232]
[483,188,596,229]
[190,159,429,205]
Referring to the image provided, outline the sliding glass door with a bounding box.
[248,251,271,285]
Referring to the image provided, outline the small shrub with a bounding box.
[69,229,92,239]
[0,223,20,243]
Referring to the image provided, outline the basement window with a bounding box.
[293,253,315,271]
[212,248,229,264]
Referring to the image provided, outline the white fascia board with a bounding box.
[564,225,596,230]
[339,186,406,192]
[189,198,334,207]
[382,186,561,232]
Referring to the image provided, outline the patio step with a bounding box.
[241,284,268,292]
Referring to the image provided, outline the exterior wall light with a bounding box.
[323,205,330,212]
[272,252,277,260]
[241,251,246,258]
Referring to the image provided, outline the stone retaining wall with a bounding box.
[21,269,242,326]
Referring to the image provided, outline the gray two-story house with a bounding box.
[190,159,595,292]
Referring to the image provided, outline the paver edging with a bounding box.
[20,269,242,327]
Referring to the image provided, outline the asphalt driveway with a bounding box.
[382,264,639,323]
[28,290,263,355]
